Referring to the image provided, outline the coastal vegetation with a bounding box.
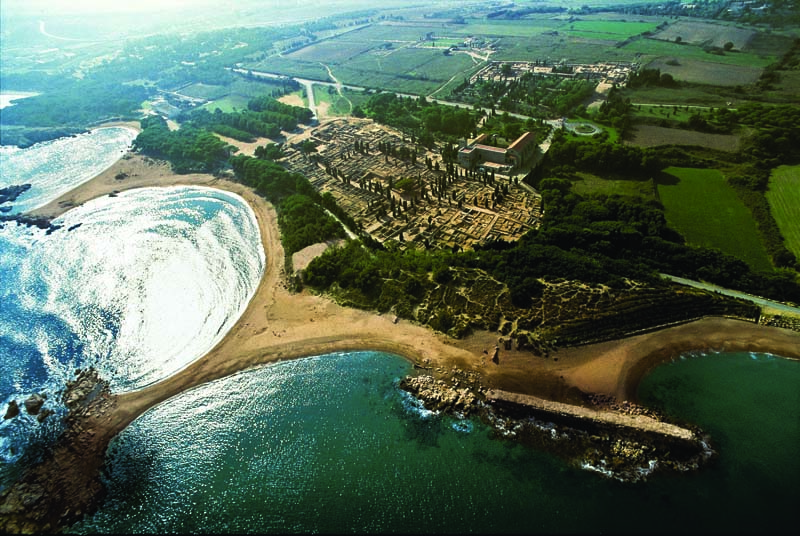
[2,2,800,534]
[132,116,232,174]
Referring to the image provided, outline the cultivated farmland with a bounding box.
[657,167,772,271]
[627,125,740,152]
[649,21,756,50]
[766,165,800,259]
[646,58,762,86]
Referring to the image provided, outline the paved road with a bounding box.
[663,274,800,315]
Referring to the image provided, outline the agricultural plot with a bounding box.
[332,48,476,94]
[491,35,630,63]
[349,22,449,42]
[627,125,739,152]
[449,20,560,38]
[563,20,659,41]
[646,58,762,87]
[766,165,800,259]
[657,167,772,272]
[248,56,332,82]
[287,38,376,63]
[570,172,655,199]
[650,21,756,50]
[632,103,709,123]
[625,38,777,67]
[625,86,734,107]
[178,83,230,100]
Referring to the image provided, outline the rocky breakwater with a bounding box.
[485,390,714,482]
[0,368,118,534]
[399,368,482,415]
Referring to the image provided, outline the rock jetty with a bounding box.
[399,374,478,414]
[0,184,32,205]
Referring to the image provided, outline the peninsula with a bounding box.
[2,149,799,533]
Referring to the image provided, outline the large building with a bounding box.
[458,131,538,171]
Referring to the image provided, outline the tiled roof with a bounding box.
[508,132,536,152]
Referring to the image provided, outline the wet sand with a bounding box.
[6,149,800,533]
[29,152,800,430]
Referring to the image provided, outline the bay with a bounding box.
[69,350,799,534]
[0,126,137,214]
[0,186,264,488]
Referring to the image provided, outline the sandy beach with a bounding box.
[6,147,800,533]
[28,151,800,431]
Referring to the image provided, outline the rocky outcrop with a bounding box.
[400,374,479,414]
[24,394,45,416]
[4,400,20,420]
[0,184,31,205]
[760,313,800,333]
[485,389,713,482]
[0,214,54,231]
[0,368,116,534]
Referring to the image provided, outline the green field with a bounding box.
[313,86,352,116]
[625,38,777,67]
[491,35,632,63]
[564,20,658,40]
[178,83,230,100]
[200,95,250,113]
[766,165,800,259]
[658,167,772,272]
[570,172,655,198]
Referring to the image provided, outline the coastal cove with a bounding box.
[66,350,799,534]
[2,147,800,532]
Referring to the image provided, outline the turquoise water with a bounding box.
[2,130,797,533]
[68,351,799,534]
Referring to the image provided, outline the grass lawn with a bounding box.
[658,167,772,272]
[766,165,800,259]
[570,172,655,199]
[201,95,250,113]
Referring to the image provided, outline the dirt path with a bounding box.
[7,150,800,533]
[29,153,800,417]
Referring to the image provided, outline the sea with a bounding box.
[1,128,798,534]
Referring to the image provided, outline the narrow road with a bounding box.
[663,274,800,315]
[38,21,89,42]
[320,63,352,114]
[299,80,318,121]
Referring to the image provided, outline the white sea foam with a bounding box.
[0,127,137,213]
[2,186,265,392]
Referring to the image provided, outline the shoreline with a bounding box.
[4,151,800,533]
[26,152,800,414]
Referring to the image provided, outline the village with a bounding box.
[283,118,543,251]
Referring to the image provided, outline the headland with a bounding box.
[3,151,800,532]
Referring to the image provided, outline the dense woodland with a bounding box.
[354,93,477,146]
[3,1,798,345]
